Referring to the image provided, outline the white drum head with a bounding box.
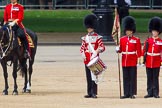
[87,56,99,67]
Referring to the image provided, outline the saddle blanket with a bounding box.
[18,33,34,48]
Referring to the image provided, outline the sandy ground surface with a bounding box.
[0,45,162,108]
[0,9,162,107]
[37,32,84,44]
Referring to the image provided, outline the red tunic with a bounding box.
[3,3,31,54]
[143,37,162,68]
[119,35,141,67]
[4,3,24,28]
[80,32,105,64]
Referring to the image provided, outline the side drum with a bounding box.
[87,56,107,75]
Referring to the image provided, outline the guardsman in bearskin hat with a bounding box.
[3,0,30,58]
[143,17,162,98]
[80,14,105,98]
[116,16,141,99]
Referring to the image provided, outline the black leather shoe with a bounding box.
[91,94,97,99]
[144,95,153,98]
[154,95,160,98]
[84,95,91,98]
[130,95,135,99]
[120,95,130,99]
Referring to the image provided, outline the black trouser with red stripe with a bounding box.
[13,24,30,55]
[146,67,160,96]
[85,65,97,96]
[122,66,137,96]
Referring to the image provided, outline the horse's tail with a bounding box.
[16,64,24,77]
[18,28,38,77]
[20,68,25,78]
[33,32,38,51]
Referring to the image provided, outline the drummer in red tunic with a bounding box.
[143,17,162,98]
[3,0,30,58]
[116,16,141,99]
[80,14,105,98]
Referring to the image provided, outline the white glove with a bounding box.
[116,46,120,52]
[96,48,103,54]
[8,21,16,26]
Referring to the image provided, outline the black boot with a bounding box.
[144,94,153,98]
[120,95,130,99]
[23,38,31,59]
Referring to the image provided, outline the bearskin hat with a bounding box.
[83,14,98,29]
[122,16,136,33]
[149,16,162,34]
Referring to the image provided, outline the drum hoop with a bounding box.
[87,56,99,67]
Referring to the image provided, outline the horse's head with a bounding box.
[0,24,12,46]
[0,22,20,59]
[0,20,6,41]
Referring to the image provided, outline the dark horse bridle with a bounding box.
[0,25,14,60]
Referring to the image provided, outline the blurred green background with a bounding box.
[0,10,161,33]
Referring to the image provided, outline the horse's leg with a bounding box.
[1,61,9,95]
[26,53,35,93]
[12,57,18,95]
[21,59,28,93]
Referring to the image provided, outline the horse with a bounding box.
[0,24,37,95]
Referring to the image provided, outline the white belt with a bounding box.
[122,51,136,54]
[147,52,160,56]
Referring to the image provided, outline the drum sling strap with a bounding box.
[86,35,105,84]
[86,35,96,59]
[86,35,97,81]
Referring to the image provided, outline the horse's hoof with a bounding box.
[26,89,31,93]
[2,90,8,95]
[22,89,31,93]
[12,91,18,95]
